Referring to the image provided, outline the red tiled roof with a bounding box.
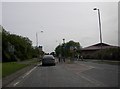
[82,43,118,51]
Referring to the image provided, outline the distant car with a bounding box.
[42,55,56,66]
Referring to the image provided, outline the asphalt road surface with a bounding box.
[7,60,119,87]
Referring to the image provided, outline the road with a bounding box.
[6,60,119,87]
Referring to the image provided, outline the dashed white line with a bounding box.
[13,81,20,86]
[37,63,42,66]
[13,66,37,87]
[22,66,37,78]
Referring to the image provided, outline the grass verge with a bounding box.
[0,62,1,79]
[2,62,28,78]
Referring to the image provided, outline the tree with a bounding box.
[55,40,81,58]
[50,52,55,56]
[2,26,43,62]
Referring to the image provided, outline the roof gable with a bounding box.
[82,43,118,51]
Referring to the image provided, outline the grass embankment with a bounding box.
[2,62,28,78]
[0,63,2,78]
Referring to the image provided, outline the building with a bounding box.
[81,43,118,57]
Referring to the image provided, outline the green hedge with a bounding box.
[83,48,120,60]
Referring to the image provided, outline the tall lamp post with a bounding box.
[93,8,103,61]
[36,31,44,59]
[62,38,65,62]
[36,31,43,47]
[63,39,65,44]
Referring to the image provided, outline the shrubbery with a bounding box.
[2,27,42,62]
[83,48,120,60]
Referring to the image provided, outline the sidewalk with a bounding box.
[76,59,120,65]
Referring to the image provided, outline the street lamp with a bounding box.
[36,31,43,47]
[63,38,65,44]
[93,7,103,60]
[62,38,65,62]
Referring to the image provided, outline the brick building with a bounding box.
[81,43,118,57]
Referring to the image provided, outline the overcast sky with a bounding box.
[2,2,118,53]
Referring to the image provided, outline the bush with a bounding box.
[2,27,42,62]
[93,48,119,60]
[82,47,120,61]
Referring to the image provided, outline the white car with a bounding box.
[42,55,56,66]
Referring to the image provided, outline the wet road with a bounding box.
[7,61,119,87]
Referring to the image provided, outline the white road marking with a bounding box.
[80,64,95,68]
[12,66,37,87]
[74,64,105,86]
[13,81,20,86]
[66,63,105,86]
[37,63,42,66]
[80,75,106,86]
[22,66,37,78]
[88,65,95,69]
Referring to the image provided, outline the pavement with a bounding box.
[3,59,119,87]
